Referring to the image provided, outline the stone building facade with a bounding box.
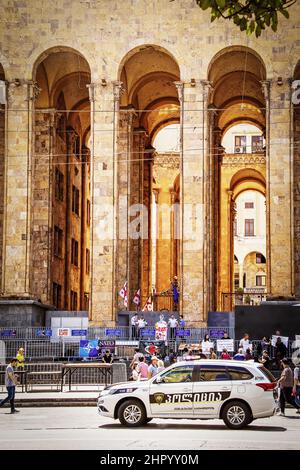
[0,0,300,326]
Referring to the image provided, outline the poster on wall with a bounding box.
[271,335,289,347]
[97,340,116,355]
[139,340,166,358]
[155,315,168,341]
[58,328,71,337]
[217,339,235,352]
[79,340,99,358]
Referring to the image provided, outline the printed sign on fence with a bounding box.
[58,328,71,337]
[140,328,156,337]
[217,339,235,352]
[105,329,121,337]
[271,335,289,347]
[97,340,116,355]
[79,340,99,358]
[71,329,87,337]
[209,329,226,339]
[155,321,168,341]
[175,329,191,337]
[36,328,52,337]
[0,330,17,337]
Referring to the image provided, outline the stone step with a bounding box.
[13,397,98,407]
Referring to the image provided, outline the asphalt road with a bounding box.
[0,407,299,450]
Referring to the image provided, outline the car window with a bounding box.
[227,367,253,380]
[259,366,276,382]
[199,366,230,381]
[159,365,194,383]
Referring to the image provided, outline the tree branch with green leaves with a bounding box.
[195,0,297,37]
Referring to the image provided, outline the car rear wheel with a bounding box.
[118,400,147,427]
[222,401,252,429]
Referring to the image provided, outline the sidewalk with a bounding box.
[0,385,105,407]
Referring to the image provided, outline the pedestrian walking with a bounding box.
[130,348,144,370]
[138,356,149,379]
[131,362,140,381]
[0,358,20,414]
[277,359,300,416]
[293,363,300,412]
[274,337,287,369]
[148,356,159,379]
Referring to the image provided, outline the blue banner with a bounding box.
[209,328,225,339]
[140,328,156,337]
[36,328,52,337]
[105,328,121,336]
[175,329,191,337]
[0,330,17,337]
[71,329,87,337]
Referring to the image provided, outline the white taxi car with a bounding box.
[97,360,278,429]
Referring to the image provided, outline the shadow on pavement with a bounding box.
[99,423,287,432]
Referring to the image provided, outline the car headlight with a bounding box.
[99,389,114,397]
[111,387,137,395]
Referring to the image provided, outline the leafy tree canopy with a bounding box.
[195,0,296,37]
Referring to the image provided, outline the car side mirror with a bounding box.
[155,376,164,384]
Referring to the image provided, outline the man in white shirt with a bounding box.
[239,333,251,353]
[168,314,179,341]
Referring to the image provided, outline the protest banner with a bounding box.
[271,335,289,347]
[217,339,235,352]
[201,341,215,354]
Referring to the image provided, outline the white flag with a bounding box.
[133,289,141,306]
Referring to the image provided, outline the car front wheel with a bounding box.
[222,401,252,429]
[118,400,147,427]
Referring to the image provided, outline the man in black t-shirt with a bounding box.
[102,350,113,364]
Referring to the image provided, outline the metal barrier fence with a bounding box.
[0,361,114,392]
[0,326,235,341]
[0,337,298,362]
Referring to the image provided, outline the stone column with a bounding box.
[264,79,293,296]
[130,127,146,305]
[178,80,207,325]
[293,79,300,297]
[155,186,173,294]
[2,80,36,296]
[141,146,154,304]
[31,108,55,304]
[89,80,120,325]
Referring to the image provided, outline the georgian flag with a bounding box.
[119,281,128,308]
[133,289,141,306]
[142,296,153,312]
